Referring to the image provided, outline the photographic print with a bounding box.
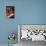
[6,6,15,19]
[18,24,46,41]
[18,24,46,46]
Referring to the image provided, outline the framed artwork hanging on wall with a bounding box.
[6,6,15,19]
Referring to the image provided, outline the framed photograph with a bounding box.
[6,6,15,19]
[18,24,46,41]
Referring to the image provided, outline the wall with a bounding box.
[0,0,18,44]
[0,0,46,45]
[16,0,46,24]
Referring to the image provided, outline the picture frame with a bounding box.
[6,6,15,19]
